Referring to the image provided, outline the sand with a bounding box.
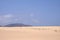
[0,26,60,40]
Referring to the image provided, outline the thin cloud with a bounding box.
[3,14,13,18]
[0,14,24,25]
[0,14,14,25]
[32,19,40,23]
[30,13,34,17]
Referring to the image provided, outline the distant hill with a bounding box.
[0,25,2,27]
[4,23,32,27]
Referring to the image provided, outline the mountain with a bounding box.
[4,23,32,27]
[0,25,2,27]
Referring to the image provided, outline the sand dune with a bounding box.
[0,26,60,40]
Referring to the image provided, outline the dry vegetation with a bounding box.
[0,26,60,40]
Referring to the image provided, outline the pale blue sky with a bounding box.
[0,0,60,26]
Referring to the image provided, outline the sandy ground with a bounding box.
[0,26,60,40]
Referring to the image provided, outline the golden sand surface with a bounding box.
[0,26,60,40]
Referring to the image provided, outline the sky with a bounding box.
[0,0,60,26]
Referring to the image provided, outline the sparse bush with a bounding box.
[54,30,57,32]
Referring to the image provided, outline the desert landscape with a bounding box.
[0,26,60,40]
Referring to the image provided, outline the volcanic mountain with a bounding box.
[4,23,32,27]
